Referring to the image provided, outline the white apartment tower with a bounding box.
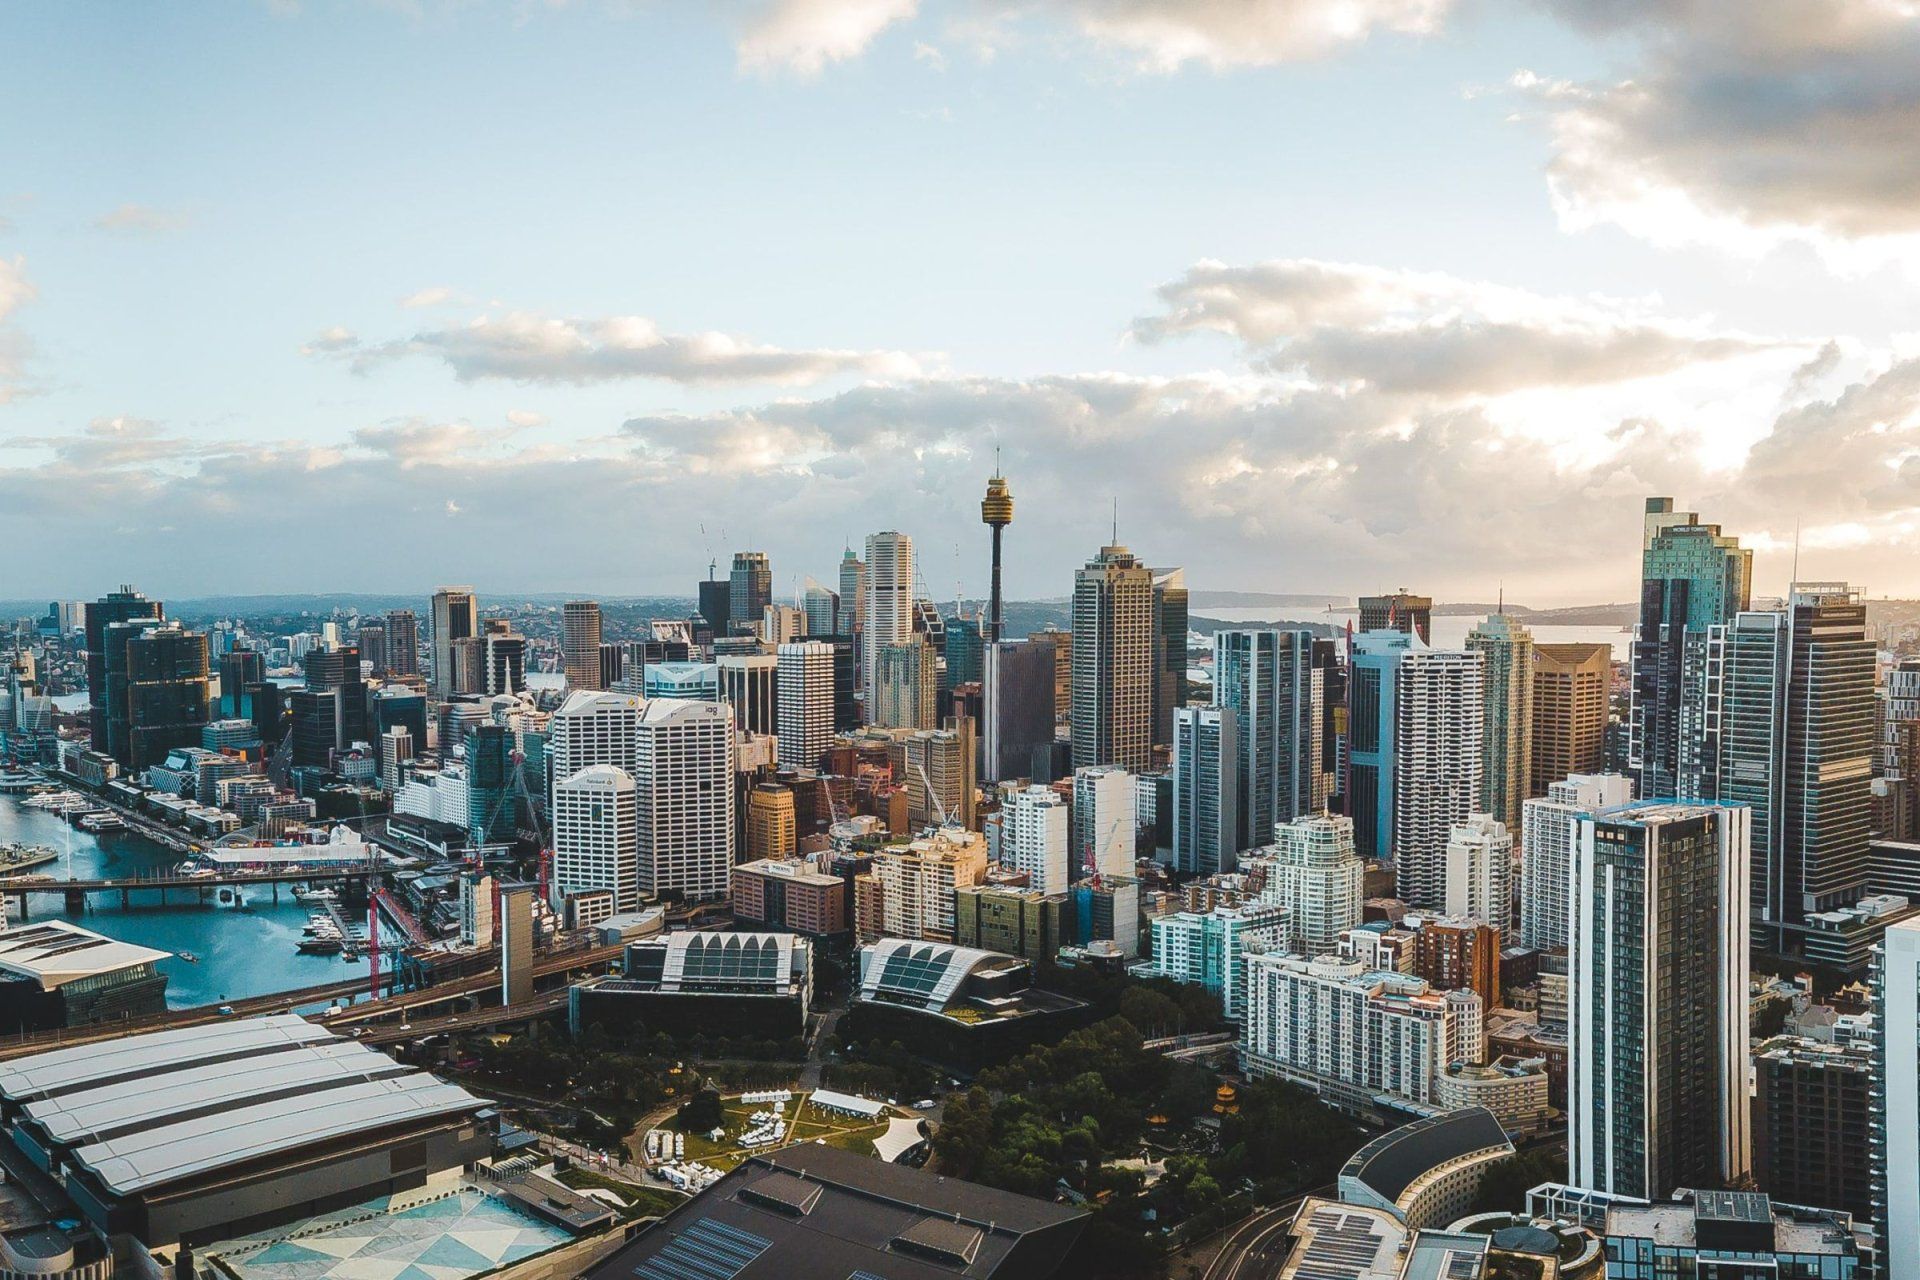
[1393,647,1485,910]
[1444,812,1514,933]
[1073,764,1136,879]
[1519,773,1633,950]
[1001,785,1070,893]
[776,641,835,771]
[1263,812,1364,960]
[552,763,639,911]
[863,531,914,720]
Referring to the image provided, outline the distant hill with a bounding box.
[1189,591,1349,609]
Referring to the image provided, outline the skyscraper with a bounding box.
[1262,812,1363,959]
[801,581,838,638]
[1072,543,1154,772]
[1213,629,1323,853]
[124,624,211,772]
[1629,498,1752,801]
[1466,612,1533,828]
[563,600,604,691]
[430,586,477,701]
[1869,916,1920,1280]
[1073,764,1136,879]
[1151,567,1188,750]
[552,764,639,912]
[218,648,264,720]
[862,531,913,719]
[84,586,163,757]
[983,638,1056,783]
[1568,800,1751,1199]
[719,653,779,737]
[303,643,368,747]
[697,573,730,642]
[1001,784,1069,893]
[1519,772,1632,950]
[483,621,526,696]
[1358,589,1432,644]
[776,641,835,772]
[943,614,984,690]
[634,698,735,903]
[356,617,388,675]
[981,470,1013,643]
[1530,642,1610,796]
[730,552,772,638]
[384,608,420,678]
[898,723,975,831]
[838,547,866,639]
[874,636,937,731]
[1173,705,1239,876]
[1443,812,1513,932]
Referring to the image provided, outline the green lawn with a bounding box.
[653,1094,897,1170]
[552,1167,687,1219]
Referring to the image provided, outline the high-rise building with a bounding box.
[981,469,1013,643]
[801,582,838,638]
[1151,567,1188,750]
[761,603,804,645]
[1568,800,1751,1199]
[1629,498,1752,801]
[304,643,368,747]
[218,649,264,720]
[1073,764,1136,880]
[838,547,866,639]
[1752,1034,1874,1222]
[744,783,798,861]
[943,615,984,690]
[483,623,526,696]
[1213,629,1323,852]
[851,828,988,943]
[1529,642,1610,796]
[776,641,835,772]
[729,552,772,637]
[1466,613,1533,829]
[598,642,623,690]
[1519,773,1633,950]
[549,691,644,790]
[1001,784,1070,894]
[384,608,420,678]
[1262,812,1364,960]
[697,574,730,641]
[84,586,164,759]
[1072,543,1154,772]
[897,723,975,831]
[1869,916,1920,1280]
[983,638,1056,783]
[1144,902,1284,1019]
[379,724,414,792]
[642,661,721,702]
[1358,590,1432,644]
[430,587,477,701]
[552,759,641,909]
[356,618,388,676]
[715,652,776,737]
[634,699,735,903]
[1444,812,1513,933]
[954,884,1066,961]
[874,637,937,730]
[1174,706,1239,876]
[125,624,211,772]
[862,532,912,719]
[563,601,604,691]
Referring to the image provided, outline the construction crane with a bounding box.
[910,759,950,829]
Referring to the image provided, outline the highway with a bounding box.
[1200,1185,1334,1280]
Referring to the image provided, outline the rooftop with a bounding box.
[1280,1198,1407,1280]
[1340,1108,1514,1209]
[0,921,171,991]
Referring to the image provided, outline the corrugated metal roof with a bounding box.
[0,1014,327,1103]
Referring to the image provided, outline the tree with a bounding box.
[679,1087,724,1133]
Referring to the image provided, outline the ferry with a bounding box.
[292,886,340,906]
[77,811,126,833]
[22,790,88,813]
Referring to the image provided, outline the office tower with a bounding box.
[563,601,604,691]
[549,690,643,789]
[356,618,388,676]
[729,551,772,637]
[1001,784,1070,893]
[552,763,639,912]
[1630,498,1752,801]
[642,661,720,702]
[898,723,976,831]
[125,624,211,772]
[744,783,798,861]
[84,586,164,756]
[248,681,288,750]
[943,615,984,690]
[379,724,414,792]
[384,608,420,677]
[99,617,159,764]
[874,637,937,730]
[719,653,779,737]
[980,470,1013,643]
[465,722,519,844]
[1036,628,1072,727]
[430,586,477,700]
[838,547,866,639]
[1173,706,1239,876]
[289,688,343,770]
[1358,589,1432,644]
[776,641,834,772]
[983,638,1056,783]
[1145,902,1285,1019]
[862,531,913,717]
[1568,800,1751,1199]
[1074,764,1136,879]
[1072,543,1154,772]
[304,643,368,748]
[1466,613,1533,828]
[500,885,536,1004]
[1151,567,1188,749]
[1519,773,1632,949]
[1213,629,1322,852]
[697,574,730,641]
[851,828,989,943]
[1753,1034,1874,1221]
[1264,813,1364,960]
[1870,916,1920,1280]
[1444,812,1513,932]
[598,643,623,690]
[634,699,735,902]
[1530,642,1610,796]
[477,624,522,696]
[822,634,859,731]
[801,581,838,637]
[218,649,264,719]
[761,603,804,645]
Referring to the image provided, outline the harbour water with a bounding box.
[0,791,390,1008]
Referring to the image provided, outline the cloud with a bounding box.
[92,203,191,234]
[319,309,930,386]
[1513,0,1920,266]
[399,285,464,308]
[1133,257,1777,396]
[0,256,37,403]
[735,0,920,74]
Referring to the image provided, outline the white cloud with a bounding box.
[735,0,919,75]
[91,203,191,234]
[399,285,463,308]
[318,308,931,386]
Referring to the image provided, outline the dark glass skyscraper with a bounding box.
[729,552,771,638]
[218,648,264,719]
[84,586,163,757]
[124,624,211,771]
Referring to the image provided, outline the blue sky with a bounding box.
[4,1,1919,604]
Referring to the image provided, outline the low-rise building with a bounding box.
[0,921,170,1033]
[569,931,813,1040]
[1600,1189,1860,1279]
[845,939,1090,1071]
[954,884,1068,961]
[1336,1107,1515,1229]
[731,858,848,936]
[1434,1056,1552,1136]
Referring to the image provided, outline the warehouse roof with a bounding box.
[0,921,170,991]
[0,1014,327,1105]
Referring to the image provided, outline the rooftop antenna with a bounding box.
[1791,517,1802,591]
[1497,583,1504,616]
[1111,495,1118,546]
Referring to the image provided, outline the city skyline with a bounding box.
[4,4,1920,602]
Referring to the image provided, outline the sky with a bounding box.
[3,0,1920,607]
